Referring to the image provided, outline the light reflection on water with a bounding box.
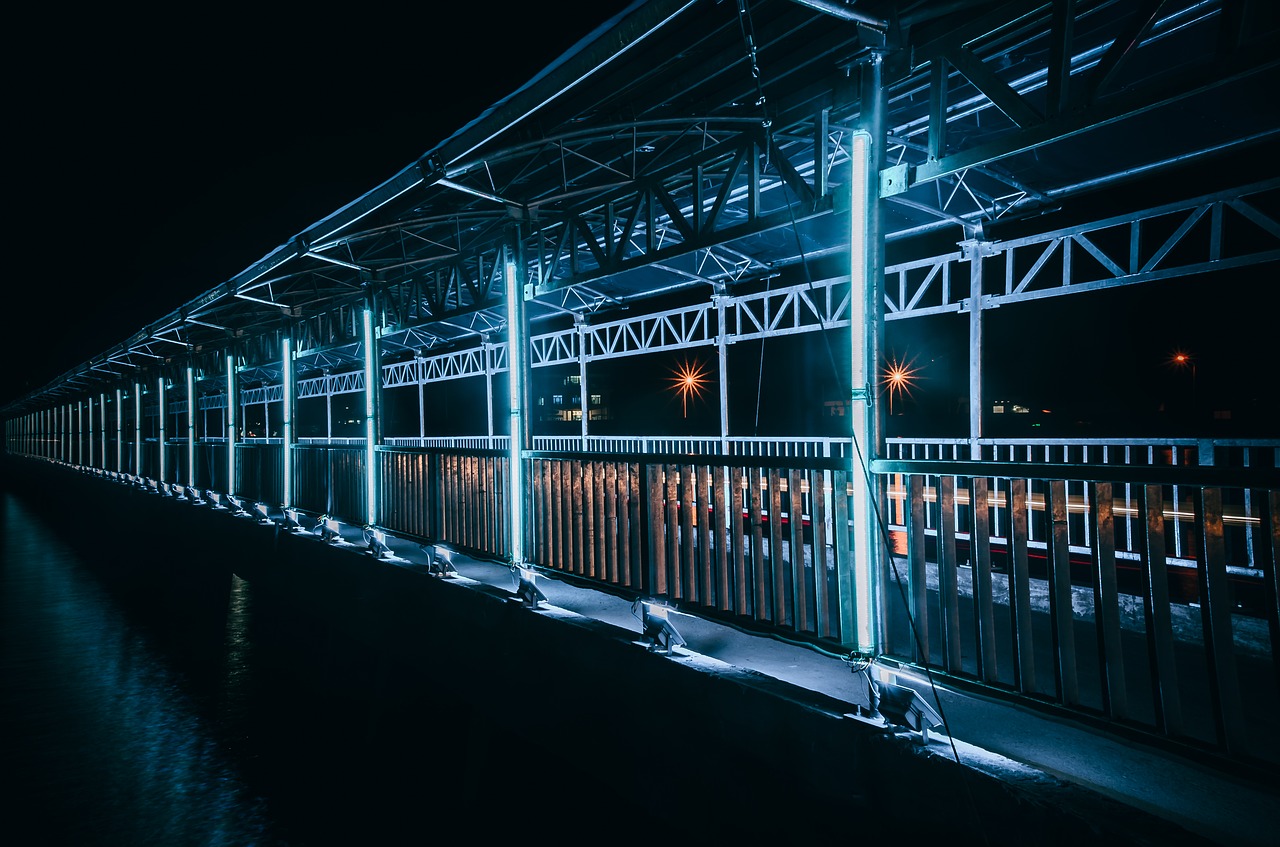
[0,492,281,846]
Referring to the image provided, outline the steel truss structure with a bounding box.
[5,0,1279,766]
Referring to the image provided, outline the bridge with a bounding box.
[4,0,1279,836]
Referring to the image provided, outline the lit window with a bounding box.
[590,394,602,405]
[553,394,563,405]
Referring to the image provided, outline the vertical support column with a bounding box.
[99,392,107,470]
[282,333,295,508]
[844,49,885,654]
[483,336,495,441]
[962,239,990,460]
[134,381,142,478]
[362,295,381,526]
[226,353,238,496]
[577,317,589,449]
[77,400,84,465]
[88,397,94,467]
[505,228,530,566]
[186,365,196,487]
[116,387,124,475]
[158,377,167,482]
[325,373,333,439]
[416,355,426,440]
[715,294,730,454]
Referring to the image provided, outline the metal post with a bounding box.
[116,387,124,474]
[963,239,988,460]
[134,381,142,477]
[88,398,94,466]
[715,294,730,455]
[416,355,426,441]
[484,336,495,443]
[282,333,294,508]
[158,377,167,482]
[577,317,590,450]
[505,228,530,566]
[100,392,107,470]
[226,353,238,495]
[187,366,197,486]
[362,295,381,526]
[846,70,884,653]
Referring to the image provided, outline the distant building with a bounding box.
[537,373,610,423]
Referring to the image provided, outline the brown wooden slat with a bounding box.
[1008,478,1035,694]
[937,475,962,674]
[1090,481,1128,719]
[1262,490,1280,693]
[572,460,585,575]
[605,462,619,584]
[833,471,854,645]
[1046,479,1079,706]
[648,464,667,596]
[749,469,766,621]
[697,464,712,606]
[713,466,730,611]
[583,460,596,578]
[594,460,607,581]
[1195,487,1246,755]
[812,469,831,637]
[768,468,786,625]
[626,462,641,588]
[679,463,695,600]
[907,474,929,665]
[732,467,749,615]
[1140,484,1183,735]
[970,476,997,683]
[790,468,809,632]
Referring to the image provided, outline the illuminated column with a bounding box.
[483,336,495,441]
[226,352,238,496]
[77,401,83,465]
[158,377,167,482]
[324,374,333,439]
[186,365,196,487]
[88,398,94,466]
[416,355,426,440]
[362,296,381,526]
[505,230,530,566]
[846,61,885,655]
[715,294,730,452]
[281,333,295,508]
[116,387,123,474]
[577,317,589,448]
[962,238,990,460]
[99,392,107,470]
[134,382,142,476]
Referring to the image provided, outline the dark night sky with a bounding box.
[7,3,1275,439]
[5,3,635,411]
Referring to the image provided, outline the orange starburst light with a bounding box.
[881,355,919,416]
[668,358,710,418]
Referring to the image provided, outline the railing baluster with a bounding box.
[647,463,666,597]
[1009,478,1035,694]
[1091,481,1127,720]
[1195,487,1246,755]
[1260,490,1280,693]
[680,462,696,600]
[907,474,929,665]
[790,468,809,632]
[697,464,713,607]
[749,468,766,621]
[1047,479,1080,706]
[812,469,831,637]
[768,468,785,625]
[937,474,962,674]
[971,476,997,684]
